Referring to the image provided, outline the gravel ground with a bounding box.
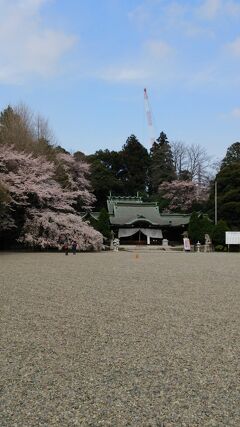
[0,251,240,426]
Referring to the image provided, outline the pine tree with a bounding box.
[188,212,213,244]
[150,132,176,193]
[208,151,240,229]
[121,135,150,195]
[221,142,240,168]
[96,208,111,239]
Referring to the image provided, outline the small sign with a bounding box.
[225,232,240,245]
[183,238,191,251]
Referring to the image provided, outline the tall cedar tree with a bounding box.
[86,149,125,209]
[213,163,240,229]
[96,208,111,239]
[221,142,240,168]
[150,132,176,193]
[208,142,240,229]
[121,135,150,195]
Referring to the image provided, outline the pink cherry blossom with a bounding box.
[0,145,102,250]
[159,180,209,212]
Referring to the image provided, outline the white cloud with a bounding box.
[220,107,240,120]
[231,107,240,118]
[97,37,175,84]
[144,40,173,58]
[0,0,77,84]
[184,24,215,38]
[198,0,221,19]
[187,66,219,87]
[129,1,215,40]
[224,0,240,16]
[128,4,151,28]
[225,37,240,57]
[99,66,150,83]
[197,0,240,19]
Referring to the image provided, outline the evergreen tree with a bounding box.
[0,104,57,160]
[96,208,111,239]
[188,212,213,244]
[178,169,191,181]
[87,150,125,209]
[212,220,229,246]
[150,132,176,193]
[208,161,240,229]
[221,142,240,168]
[188,212,201,243]
[88,140,150,205]
[121,135,150,195]
[0,105,15,129]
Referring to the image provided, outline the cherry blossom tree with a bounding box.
[158,180,209,212]
[19,210,102,250]
[55,152,95,209]
[0,181,15,231]
[0,145,102,250]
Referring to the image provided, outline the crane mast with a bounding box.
[144,88,155,147]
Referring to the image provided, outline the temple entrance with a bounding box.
[118,226,163,245]
[120,230,147,245]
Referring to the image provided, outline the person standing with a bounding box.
[72,241,77,255]
[63,242,69,255]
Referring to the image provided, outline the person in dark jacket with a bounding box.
[63,242,69,255]
[72,241,77,255]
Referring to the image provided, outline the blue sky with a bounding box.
[1,0,240,159]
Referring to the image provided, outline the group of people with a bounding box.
[63,241,77,255]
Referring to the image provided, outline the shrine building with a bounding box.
[85,195,190,245]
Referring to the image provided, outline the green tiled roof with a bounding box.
[110,204,161,225]
[107,196,190,226]
[80,196,191,227]
[107,196,144,214]
[109,205,189,226]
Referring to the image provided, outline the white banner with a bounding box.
[118,228,163,239]
[183,238,191,251]
[118,228,139,238]
[140,228,163,239]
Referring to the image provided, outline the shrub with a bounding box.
[212,220,229,246]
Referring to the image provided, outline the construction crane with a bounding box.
[144,88,155,147]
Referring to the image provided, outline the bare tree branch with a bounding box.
[171,140,188,175]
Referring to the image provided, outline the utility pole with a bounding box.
[215,180,218,225]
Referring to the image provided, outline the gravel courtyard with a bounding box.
[0,252,239,426]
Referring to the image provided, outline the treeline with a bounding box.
[207,142,240,232]
[1,103,240,249]
[83,133,211,212]
[84,127,240,238]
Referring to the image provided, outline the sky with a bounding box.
[1,0,240,160]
